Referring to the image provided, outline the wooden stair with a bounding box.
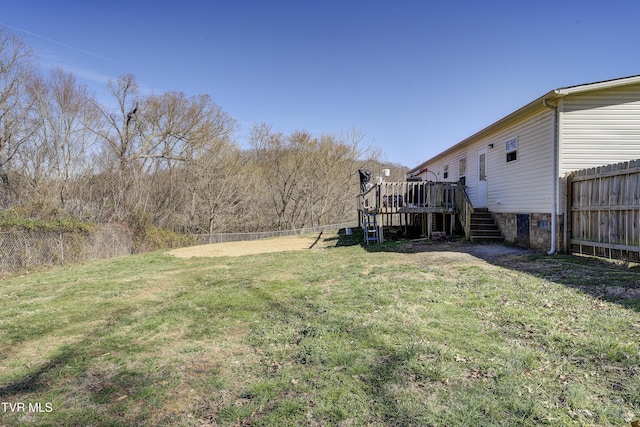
[469,209,504,242]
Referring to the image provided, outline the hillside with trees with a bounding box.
[0,28,404,240]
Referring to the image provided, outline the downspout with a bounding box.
[543,98,557,255]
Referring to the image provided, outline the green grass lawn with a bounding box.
[1,231,639,426]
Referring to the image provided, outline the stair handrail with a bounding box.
[455,184,474,239]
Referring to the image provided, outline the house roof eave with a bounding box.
[408,74,640,176]
[408,89,560,175]
[555,74,640,95]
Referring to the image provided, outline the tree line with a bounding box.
[0,28,402,235]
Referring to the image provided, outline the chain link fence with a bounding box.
[192,221,359,245]
[1,221,359,276]
[0,224,133,276]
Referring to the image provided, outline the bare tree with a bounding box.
[92,75,241,227]
[302,131,363,226]
[249,125,372,230]
[0,28,36,207]
[138,92,235,165]
[135,91,238,230]
[249,124,311,230]
[184,139,247,233]
[91,73,141,219]
[18,68,99,214]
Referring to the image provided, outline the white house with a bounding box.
[407,74,640,252]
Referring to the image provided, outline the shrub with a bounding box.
[127,211,196,253]
[0,207,94,233]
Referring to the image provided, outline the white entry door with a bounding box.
[476,148,488,208]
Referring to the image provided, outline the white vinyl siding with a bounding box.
[422,152,468,183]
[484,107,554,213]
[560,84,640,175]
[416,149,472,198]
[418,107,554,213]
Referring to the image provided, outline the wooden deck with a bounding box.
[357,181,474,240]
[358,181,457,214]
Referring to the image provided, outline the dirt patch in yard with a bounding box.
[409,239,534,263]
[168,232,333,258]
[168,231,534,274]
[168,231,533,261]
[168,233,640,302]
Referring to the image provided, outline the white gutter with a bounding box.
[543,98,557,255]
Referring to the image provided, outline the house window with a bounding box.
[443,164,449,179]
[458,158,467,186]
[506,137,518,163]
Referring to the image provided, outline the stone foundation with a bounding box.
[493,212,563,252]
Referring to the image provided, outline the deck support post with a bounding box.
[450,212,455,235]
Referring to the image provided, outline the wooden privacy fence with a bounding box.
[566,159,640,261]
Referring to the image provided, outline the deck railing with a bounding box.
[357,181,477,240]
[358,181,458,214]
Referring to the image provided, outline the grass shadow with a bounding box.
[488,251,640,312]
[333,227,419,253]
[0,317,176,425]
[0,346,78,398]
[333,227,364,247]
[408,238,640,312]
[340,229,640,312]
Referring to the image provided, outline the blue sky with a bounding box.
[3,1,640,168]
